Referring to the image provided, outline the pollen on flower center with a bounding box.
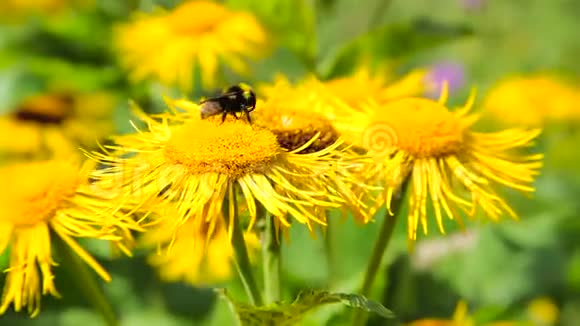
[169,1,227,35]
[0,161,80,226]
[382,98,465,157]
[164,119,281,177]
[254,109,339,153]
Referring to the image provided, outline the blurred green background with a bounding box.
[0,0,579,325]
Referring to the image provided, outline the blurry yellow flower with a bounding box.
[317,68,427,108]
[316,68,386,108]
[114,1,268,91]
[0,0,93,21]
[262,68,426,113]
[142,208,258,285]
[259,69,426,148]
[0,0,65,12]
[0,117,73,159]
[0,91,116,159]
[86,100,359,238]
[362,88,543,243]
[526,297,559,326]
[407,301,529,326]
[406,301,473,326]
[483,75,580,127]
[0,159,140,316]
[379,69,429,102]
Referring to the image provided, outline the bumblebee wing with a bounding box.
[200,101,223,119]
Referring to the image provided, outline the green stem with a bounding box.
[223,183,263,306]
[53,235,118,326]
[261,210,281,304]
[324,212,337,286]
[368,0,393,30]
[351,178,410,326]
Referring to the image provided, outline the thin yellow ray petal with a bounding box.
[438,81,449,104]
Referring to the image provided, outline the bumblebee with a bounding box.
[200,83,256,123]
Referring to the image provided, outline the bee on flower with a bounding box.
[85,95,371,242]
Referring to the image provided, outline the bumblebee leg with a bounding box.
[221,111,227,124]
[247,104,256,113]
[244,108,252,124]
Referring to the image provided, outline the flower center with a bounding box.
[378,98,465,158]
[170,2,227,35]
[14,93,74,125]
[254,109,339,153]
[164,118,281,177]
[0,161,80,226]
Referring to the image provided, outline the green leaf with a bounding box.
[0,52,121,91]
[432,218,565,306]
[0,67,41,112]
[567,250,580,292]
[320,19,473,78]
[226,0,317,69]
[53,235,119,326]
[33,11,112,65]
[217,288,394,326]
[332,292,394,318]
[282,225,328,286]
[0,245,10,271]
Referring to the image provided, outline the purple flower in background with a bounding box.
[424,61,466,98]
[460,0,485,11]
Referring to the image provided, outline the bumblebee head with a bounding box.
[236,83,254,99]
[224,83,253,95]
[233,83,256,104]
[222,83,256,108]
[237,82,252,93]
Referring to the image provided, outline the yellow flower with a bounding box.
[526,297,559,326]
[253,99,339,154]
[362,88,542,243]
[0,117,73,159]
[482,75,580,127]
[114,1,268,91]
[406,301,473,326]
[379,69,429,102]
[259,69,426,148]
[0,0,65,11]
[0,91,116,159]
[406,301,529,326]
[316,68,386,108]
[86,100,356,238]
[262,68,426,112]
[317,68,427,108]
[141,207,258,285]
[0,0,94,22]
[0,159,140,316]
[252,94,378,223]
